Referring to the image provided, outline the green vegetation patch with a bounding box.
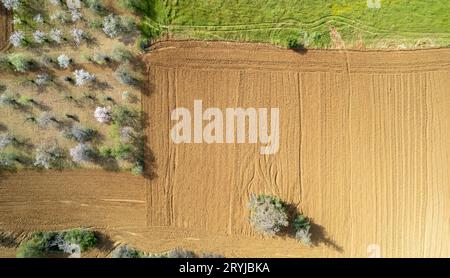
[136,0,450,48]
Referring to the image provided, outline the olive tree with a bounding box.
[34,142,65,169]
[94,106,112,123]
[69,143,97,163]
[73,69,95,86]
[248,194,289,236]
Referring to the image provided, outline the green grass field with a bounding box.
[138,0,450,48]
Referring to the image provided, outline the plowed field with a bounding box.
[1,42,450,257]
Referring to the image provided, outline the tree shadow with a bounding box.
[0,122,7,132]
[292,47,309,55]
[0,233,18,248]
[309,222,344,253]
[94,231,115,255]
[283,203,344,253]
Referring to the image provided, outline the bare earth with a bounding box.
[1,42,450,257]
[0,5,11,51]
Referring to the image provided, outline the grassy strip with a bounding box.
[134,0,450,48]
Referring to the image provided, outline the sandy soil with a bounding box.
[144,42,450,257]
[0,5,12,51]
[1,42,449,258]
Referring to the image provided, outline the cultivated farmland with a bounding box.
[144,41,450,257]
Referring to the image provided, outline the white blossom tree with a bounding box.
[102,14,122,38]
[248,194,289,236]
[33,30,46,44]
[70,8,82,22]
[57,54,72,69]
[120,126,135,143]
[69,143,96,163]
[34,142,65,169]
[35,73,50,86]
[12,15,21,25]
[94,106,112,123]
[73,69,95,86]
[37,112,57,128]
[71,28,85,45]
[33,14,44,24]
[9,31,25,47]
[0,133,14,149]
[50,28,63,43]
[1,0,21,10]
[49,0,60,6]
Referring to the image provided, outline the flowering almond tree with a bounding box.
[94,107,112,123]
[73,69,95,86]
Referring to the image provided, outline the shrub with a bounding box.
[286,36,299,49]
[248,194,289,236]
[17,95,34,106]
[16,232,54,258]
[99,146,113,158]
[57,54,72,69]
[69,143,97,163]
[202,252,224,258]
[112,45,133,62]
[112,106,138,127]
[50,11,68,24]
[167,248,197,258]
[119,126,135,143]
[292,214,312,246]
[0,92,18,106]
[91,53,111,65]
[8,53,35,73]
[37,112,58,128]
[115,65,138,86]
[131,163,144,175]
[312,32,331,48]
[94,106,112,123]
[120,16,137,33]
[62,229,96,252]
[16,229,97,258]
[111,245,142,258]
[34,142,65,169]
[0,54,12,71]
[0,152,17,170]
[112,143,134,161]
[84,0,107,14]
[63,125,96,143]
[73,69,95,86]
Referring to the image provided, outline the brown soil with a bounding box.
[0,5,12,51]
[144,41,450,257]
[1,42,450,258]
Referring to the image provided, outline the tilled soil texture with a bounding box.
[144,42,450,257]
[0,5,12,51]
[0,170,147,231]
